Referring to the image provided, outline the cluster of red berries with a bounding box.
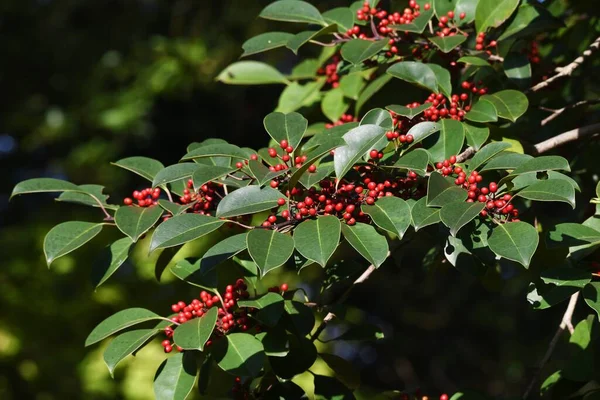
[526,41,541,64]
[435,156,520,221]
[325,113,358,129]
[434,10,467,38]
[123,187,161,207]
[475,31,497,51]
[264,140,317,189]
[317,56,340,88]
[161,279,255,353]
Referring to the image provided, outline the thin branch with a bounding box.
[533,122,600,154]
[529,36,600,93]
[456,147,476,163]
[540,99,600,126]
[522,292,579,399]
[310,251,391,342]
[487,54,504,62]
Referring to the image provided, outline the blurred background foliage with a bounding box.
[1,0,599,399]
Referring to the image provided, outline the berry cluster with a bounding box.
[123,187,161,207]
[474,31,497,51]
[317,55,341,88]
[433,10,467,38]
[527,41,541,64]
[325,113,358,129]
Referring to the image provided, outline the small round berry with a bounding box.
[369,149,379,159]
[280,283,289,292]
[164,345,173,353]
[489,182,498,193]
[270,180,279,188]
[280,139,288,149]
[235,162,243,169]
[277,198,286,206]
[123,197,133,205]
[308,164,317,173]
[268,148,277,158]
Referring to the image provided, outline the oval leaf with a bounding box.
[247,229,295,276]
[341,222,389,268]
[216,186,286,218]
[115,205,163,242]
[44,221,103,266]
[481,90,528,122]
[334,124,386,180]
[150,214,225,252]
[467,142,512,171]
[411,197,442,231]
[264,111,308,150]
[362,196,411,239]
[214,333,266,377]
[440,201,485,236]
[11,178,80,199]
[475,0,520,33]
[153,352,197,400]
[152,163,200,187]
[173,307,218,351]
[516,179,576,208]
[488,221,538,267]
[294,215,341,267]
[93,237,134,287]
[387,61,438,94]
[427,172,468,207]
[341,39,388,65]
[260,0,326,25]
[217,61,288,85]
[112,157,165,181]
[241,32,295,57]
[86,308,163,346]
[104,329,157,376]
[465,99,498,123]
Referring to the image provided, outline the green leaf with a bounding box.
[299,163,335,189]
[294,216,341,267]
[463,123,489,150]
[322,88,349,122]
[115,205,163,242]
[241,32,295,57]
[547,223,600,248]
[214,333,265,377]
[481,90,528,122]
[504,52,531,86]
[427,172,468,207]
[104,329,157,377]
[86,308,163,346]
[340,39,388,65]
[264,382,307,399]
[391,148,430,173]
[339,74,366,100]
[93,237,134,287]
[259,0,326,25]
[516,179,576,208]
[173,307,218,351]
[540,266,591,288]
[386,103,430,120]
[468,142,512,171]
[287,24,339,54]
[465,99,498,123]
[360,108,393,130]
[426,118,465,162]
[387,61,438,94]
[405,121,441,149]
[192,165,236,191]
[200,233,248,272]
[341,222,389,268]
[457,56,491,67]
[276,80,325,113]
[480,152,532,172]
[247,160,285,187]
[264,112,308,150]
[153,352,197,400]
[356,74,392,114]
[150,214,225,251]
[362,197,411,239]
[56,184,116,209]
[313,374,355,400]
[238,293,285,327]
[499,4,561,41]
[488,221,538,267]
[11,177,80,199]
[158,200,193,216]
[428,64,453,99]
[44,221,103,266]
[216,186,285,218]
[440,201,485,236]
[334,124,386,180]
[152,163,200,187]
[217,61,288,85]
[434,0,457,17]
[171,259,217,290]
[323,7,354,31]
[429,35,468,53]
[455,0,479,25]
[180,143,248,162]
[509,155,570,176]
[247,229,295,276]
[256,328,290,357]
[475,0,520,33]
[112,157,165,181]
[283,301,315,336]
[583,283,600,320]
[289,137,345,188]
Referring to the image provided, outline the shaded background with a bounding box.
[1,0,599,399]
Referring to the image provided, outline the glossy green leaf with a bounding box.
[153,352,197,400]
[158,200,193,216]
[427,172,468,207]
[428,64,452,99]
[238,292,285,327]
[509,155,570,176]
[547,223,600,248]
[516,179,576,208]
[455,0,479,25]
[171,258,217,290]
[463,123,489,150]
[457,56,491,67]
[405,121,441,148]
[386,103,430,120]
[173,307,218,351]
[340,39,388,65]
[391,148,430,173]
[104,329,157,376]
[283,300,315,336]
[440,201,485,236]
[504,52,531,85]
[323,7,354,31]
[200,233,248,272]
[488,221,538,267]
[150,214,225,251]
[287,24,338,54]
[387,61,438,94]
[152,163,200,187]
[180,143,247,161]
[214,333,265,377]
[289,136,345,188]
[259,0,326,25]
[426,118,465,162]
[360,108,393,130]
[499,4,561,41]
[217,61,288,85]
[256,328,290,357]
[341,222,389,268]
[481,90,528,122]
[115,205,163,242]
[276,80,325,113]
[112,157,165,181]
[429,35,468,53]
[322,88,349,122]
[86,308,163,346]
[339,74,366,100]
[299,163,335,189]
[216,186,285,218]
[356,74,392,114]
[465,99,498,123]
[540,266,591,288]
[55,184,116,210]
[44,221,103,266]
[241,32,294,57]
[192,165,236,191]
[362,197,411,239]
[334,124,386,179]
[479,152,532,172]
[468,142,512,171]
[583,283,600,320]
[264,111,308,150]
[294,216,341,267]
[93,237,134,287]
[11,178,80,199]
[247,229,295,276]
[475,0,520,33]
[433,0,457,17]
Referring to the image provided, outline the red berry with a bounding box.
[489,182,498,193]
[268,148,277,158]
[369,149,379,159]
[270,180,279,188]
[280,139,288,149]
[280,283,289,292]
[235,162,243,169]
[277,198,286,206]
[123,198,133,205]
[164,345,173,353]
[308,164,317,173]
[459,12,466,19]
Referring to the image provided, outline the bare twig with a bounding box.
[456,147,476,163]
[533,122,600,154]
[522,292,579,399]
[529,36,600,93]
[539,99,600,126]
[487,54,504,62]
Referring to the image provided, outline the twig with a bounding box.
[533,122,600,154]
[487,54,504,62]
[456,147,476,163]
[539,99,600,126]
[310,251,391,342]
[528,36,600,93]
[522,292,579,399]
[370,16,382,40]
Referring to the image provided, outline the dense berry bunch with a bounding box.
[433,9,467,38]
[123,187,161,207]
[326,113,358,129]
[317,55,341,88]
[474,31,497,51]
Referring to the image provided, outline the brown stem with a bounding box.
[533,122,600,154]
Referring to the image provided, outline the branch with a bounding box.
[310,251,391,342]
[456,147,476,163]
[540,99,600,126]
[533,122,600,154]
[522,292,579,399]
[528,36,600,93]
